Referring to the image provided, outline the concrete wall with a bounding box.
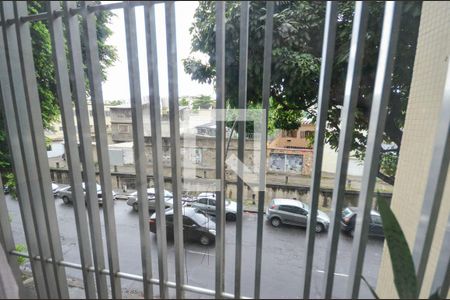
[376,2,450,298]
[50,168,391,210]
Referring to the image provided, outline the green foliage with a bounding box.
[366,199,444,299]
[191,95,215,110]
[105,100,124,106]
[184,1,422,185]
[179,97,190,107]
[380,152,399,178]
[15,244,27,266]
[378,198,418,299]
[0,1,117,191]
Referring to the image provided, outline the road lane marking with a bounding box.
[186,250,215,257]
[315,269,349,277]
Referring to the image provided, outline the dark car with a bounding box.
[149,207,216,245]
[341,207,384,237]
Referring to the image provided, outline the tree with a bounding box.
[191,95,216,110]
[0,1,117,190]
[183,1,422,185]
[179,97,190,107]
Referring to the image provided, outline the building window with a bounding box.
[287,129,297,138]
[283,129,297,138]
[300,130,314,139]
[118,124,129,133]
[305,131,314,138]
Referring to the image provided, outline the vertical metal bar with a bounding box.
[346,2,402,298]
[235,2,249,298]
[431,214,450,298]
[164,2,184,298]
[215,2,226,299]
[412,46,450,294]
[13,2,70,297]
[1,2,60,298]
[63,2,109,298]
[322,2,369,298]
[0,173,23,289]
[254,2,274,298]
[47,2,97,298]
[123,3,153,298]
[301,2,338,299]
[0,11,47,299]
[80,2,123,298]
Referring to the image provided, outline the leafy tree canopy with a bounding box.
[183,1,422,185]
[0,1,117,189]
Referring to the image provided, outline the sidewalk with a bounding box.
[21,269,145,299]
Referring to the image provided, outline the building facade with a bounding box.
[376,2,450,298]
[267,123,315,176]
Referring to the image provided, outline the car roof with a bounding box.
[160,207,199,217]
[81,182,101,190]
[272,198,305,208]
[132,188,172,195]
[198,192,216,198]
[149,188,172,194]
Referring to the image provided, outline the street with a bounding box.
[5,195,384,299]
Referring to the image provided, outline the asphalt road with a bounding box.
[5,195,384,299]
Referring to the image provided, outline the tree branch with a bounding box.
[377,170,395,186]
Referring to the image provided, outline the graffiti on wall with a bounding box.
[269,153,303,173]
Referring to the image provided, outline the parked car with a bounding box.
[191,193,237,221]
[3,185,10,195]
[266,198,330,233]
[58,182,116,205]
[52,183,60,197]
[126,188,174,212]
[340,207,384,237]
[149,207,216,245]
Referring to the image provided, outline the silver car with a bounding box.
[191,193,237,221]
[52,183,60,197]
[58,182,116,205]
[266,198,330,233]
[126,188,174,212]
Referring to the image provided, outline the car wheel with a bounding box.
[315,223,324,233]
[62,196,70,205]
[199,235,210,246]
[226,213,236,221]
[133,202,139,212]
[270,217,281,227]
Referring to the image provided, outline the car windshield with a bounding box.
[191,211,210,226]
[303,202,310,212]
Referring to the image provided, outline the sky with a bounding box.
[101,2,215,103]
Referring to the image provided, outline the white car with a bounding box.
[126,188,174,212]
[191,194,237,221]
[58,182,116,205]
[52,183,59,197]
